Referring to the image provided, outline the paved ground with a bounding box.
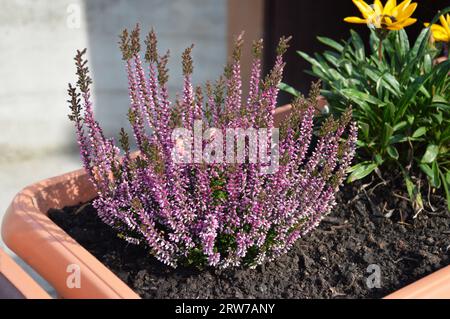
[0,152,81,297]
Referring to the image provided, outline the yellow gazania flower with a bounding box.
[424,14,450,43]
[344,0,418,31]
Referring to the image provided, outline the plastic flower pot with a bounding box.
[0,248,51,299]
[3,105,449,299]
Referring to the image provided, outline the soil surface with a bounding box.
[49,174,450,299]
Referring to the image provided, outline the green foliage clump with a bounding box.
[281,9,450,211]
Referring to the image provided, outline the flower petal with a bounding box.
[432,30,449,42]
[392,0,411,17]
[398,2,417,20]
[430,24,449,42]
[400,18,417,28]
[439,14,450,35]
[344,16,368,24]
[383,0,397,15]
[352,0,374,19]
[373,0,383,16]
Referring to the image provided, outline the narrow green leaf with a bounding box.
[432,161,441,189]
[347,162,378,183]
[393,121,407,132]
[382,123,394,147]
[317,36,344,52]
[278,82,299,97]
[350,30,365,61]
[401,167,424,213]
[340,88,385,106]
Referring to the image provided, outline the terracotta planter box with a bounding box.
[1,169,139,299]
[0,248,51,299]
[2,105,450,299]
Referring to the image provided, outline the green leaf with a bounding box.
[317,36,344,52]
[396,29,410,59]
[344,62,353,76]
[424,54,432,74]
[408,28,430,64]
[412,127,427,138]
[382,123,394,147]
[278,82,299,97]
[381,73,401,97]
[387,145,399,159]
[350,30,365,61]
[400,167,424,213]
[420,163,434,180]
[323,51,339,67]
[395,70,435,121]
[420,163,439,188]
[432,95,449,105]
[421,144,439,163]
[297,51,329,76]
[347,162,378,183]
[393,121,407,132]
[359,122,370,138]
[432,161,441,189]
[340,88,385,106]
[374,154,384,165]
[389,134,408,144]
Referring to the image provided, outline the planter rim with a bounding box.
[0,248,51,299]
[2,104,450,299]
[1,168,139,299]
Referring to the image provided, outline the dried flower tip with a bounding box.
[232,32,245,62]
[182,44,194,76]
[74,49,92,93]
[119,127,130,153]
[339,107,353,128]
[252,38,263,58]
[276,36,292,55]
[319,115,338,137]
[145,28,158,63]
[157,50,170,85]
[213,76,226,105]
[195,85,204,107]
[130,23,141,55]
[67,83,82,122]
[119,29,132,60]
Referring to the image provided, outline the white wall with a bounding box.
[0,0,227,162]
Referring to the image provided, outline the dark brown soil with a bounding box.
[48,175,450,299]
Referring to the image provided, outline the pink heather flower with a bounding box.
[68,26,356,269]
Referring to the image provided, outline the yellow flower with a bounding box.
[424,14,450,43]
[344,0,418,30]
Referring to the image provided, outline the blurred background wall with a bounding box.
[0,0,227,160]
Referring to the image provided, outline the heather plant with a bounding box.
[68,24,357,268]
[282,4,450,212]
